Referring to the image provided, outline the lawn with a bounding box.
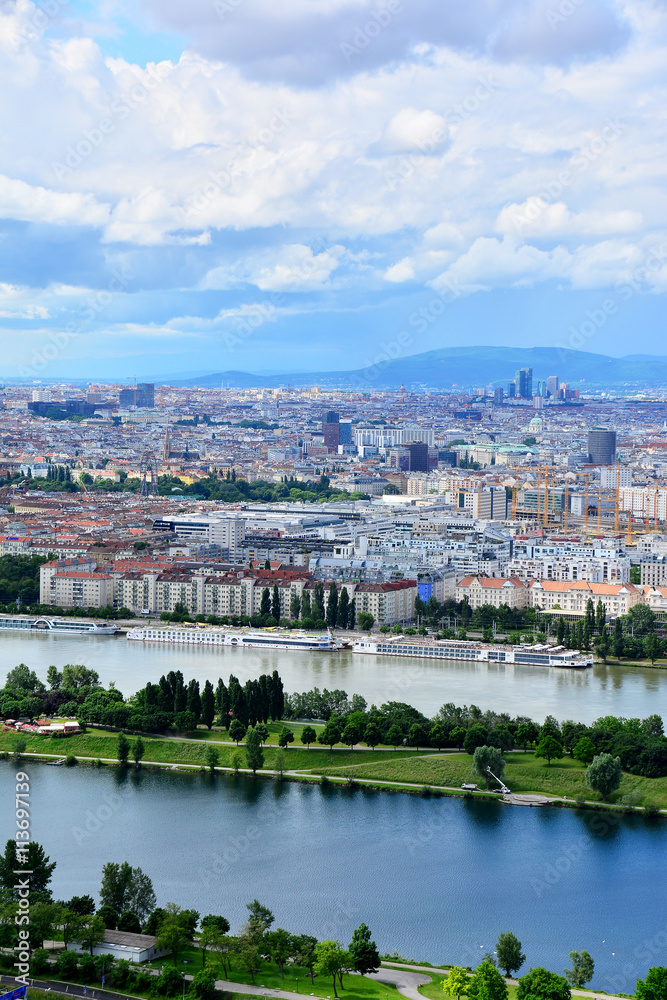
[307,751,667,809]
[150,948,399,1000]
[418,973,518,1000]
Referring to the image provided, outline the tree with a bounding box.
[515,722,538,752]
[572,737,596,765]
[66,894,96,916]
[595,630,610,662]
[133,736,145,767]
[496,931,526,978]
[516,968,570,1000]
[364,722,382,749]
[201,680,216,729]
[265,928,294,978]
[635,967,667,1000]
[301,725,317,749]
[318,717,342,749]
[644,633,660,664]
[585,753,622,800]
[473,746,506,790]
[564,951,594,988]
[271,583,281,622]
[274,749,286,776]
[278,726,295,749]
[75,914,106,955]
[260,588,271,616]
[205,745,220,772]
[349,923,380,975]
[342,719,362,749]
[100,862,156,921]
[245,727,265,774]
[156,903,194,965]
[326,582,339,628]
[386,724,403,749]
[293,934,319,983]
[0,839,56,903]
[613,617,624,659]
[337,587,350,629]
[201,914,231,934]
[534,736,565,766]
[468,961,508,1000]
[118,911,141,932]
[28,901,61,949]
[117,732,130,765]
[199,922,227,968]
[464,725,489,755]
[255,723,269,744]
[47,665,62,690]
[189,968,218,1000]
[313,582,326,622]
[441,966,470,1000]
[357,611,374,631]
[316,939,348,999]
[229,719,247,745]
[235,934,261,984]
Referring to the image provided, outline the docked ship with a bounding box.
[353,636,593,667]
[126,624,343,651]
[0,615,119,635]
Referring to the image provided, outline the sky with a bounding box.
[0,0,666,380]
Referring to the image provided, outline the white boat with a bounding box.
[353,636,593,668]
[126,624,342,651]
[0,614,119,635]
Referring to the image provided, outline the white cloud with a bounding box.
[202,244,346,291]
[373,108,448,156]
[383,259,415,283]
[0,174,110,227]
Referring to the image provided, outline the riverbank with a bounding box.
[3,728,666,814]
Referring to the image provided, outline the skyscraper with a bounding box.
[546,375,559,398]
[323,411,340,452]
[407,441,429,472]
[514,367,533,399]
[588,428,617,465]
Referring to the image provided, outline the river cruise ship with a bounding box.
[353,636,593,667]
[126,624,342,651]
[0,615,119,635]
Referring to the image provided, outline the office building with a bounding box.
[338,419,352,445]
[515,367,533,399]
[588,428,617,466]
[493,387,504,405]
[546,375,559,398]
[323,411,340,452]
[407,441,429,472]
[119,383,155,408]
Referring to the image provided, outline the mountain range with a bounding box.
[161,346,667,391]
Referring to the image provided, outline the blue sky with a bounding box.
[0,0,666,379]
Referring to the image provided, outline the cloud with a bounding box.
[371,108,448,156]
[139,0,630,85]
[202,244,346,291]
[0,175,110,227]
[383,258,415,282]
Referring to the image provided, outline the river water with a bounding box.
[1,632,666,723]
[0,761,664,992]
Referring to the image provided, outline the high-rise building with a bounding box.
[31,389,52,402]
[493,387,504,405]
[515,367,533,399]
[507,382,516,398]
[323,411,340,452]
[119,383,155,408]
[546,375,559,398]
[338,419,352,445]
[407,441,429,472]
[588,428,617,466]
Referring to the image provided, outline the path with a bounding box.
[367,967,431,1000]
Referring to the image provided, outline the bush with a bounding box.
[644,802,661,818]
[56,950,80,979]
[98,905,118,929]
[94,954,115,980]
[108,959,132,988]
[64,755,77,767]
[78,954,96,982]
[31,949,50,975]
[188,969,217,1000]
[153,966,185,996]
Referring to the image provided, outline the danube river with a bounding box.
[1,631,666,723]
[0,761,664,991]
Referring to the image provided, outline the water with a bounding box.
[1,632,666,724]
[0,761,664,991]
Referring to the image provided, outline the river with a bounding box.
[0,761,664,992]
[1,632,666,723]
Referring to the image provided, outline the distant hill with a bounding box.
[160,346,667,391]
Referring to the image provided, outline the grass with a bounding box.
[0,730,410,772]
[304,751,667,809]
[149,949,399,1000]
[418,974,518,1000]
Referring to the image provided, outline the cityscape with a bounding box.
[1,6,666,1000]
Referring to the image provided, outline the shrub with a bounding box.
[55,950,80,979]
[153,966,185,996]
[78,954,96,982]
[64,755,77,767]
[31,949,50,975]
